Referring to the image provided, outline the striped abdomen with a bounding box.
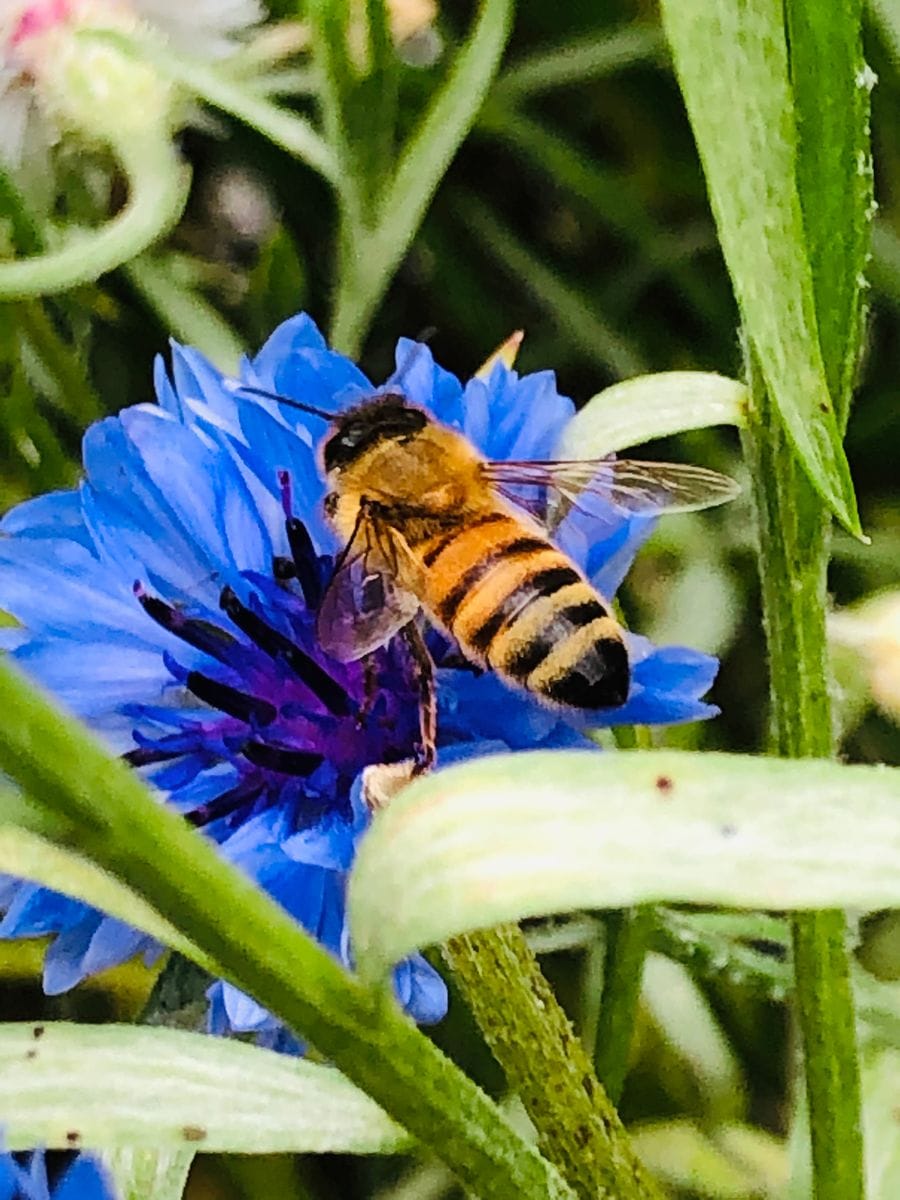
[417,512,629,709]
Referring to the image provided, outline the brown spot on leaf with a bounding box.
[66,1131,81,1146]
[25,1049,36,1061]
[655,775,674,794]
[182,1125,207,1143]
[32,1025,45,1039]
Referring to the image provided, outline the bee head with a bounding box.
[322,393,429,474]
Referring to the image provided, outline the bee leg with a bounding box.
[355,653,380,728]
[400,621,436,775]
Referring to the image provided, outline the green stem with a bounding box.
[593,906,655,1104]
[443,924,665,1200]
[0,660,572,1200]
[329,0,513,355]
[492,22,664,102]
[15,300,103,428]
[741,369,863,1200]
[0,136,190,300]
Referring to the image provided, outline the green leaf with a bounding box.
[0,819,210,968]
[860,1047,900,1198]
[454,193,646,379]
[493,22,664,102]
[101,1149,194,1200]
[348,750,900,980]
[785,0,873,427]
[554,371,747,457]
[330,0,514,353]
[0,661,572,1200]
[0,1022,407,1154]
[124,255,245,374]
[630,1120,786,1199]
[658,1,861,534]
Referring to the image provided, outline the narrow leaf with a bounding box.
[785,0,873,426]
[0,819,210,968]
[348,750,900,979]
[0,1023,407,1154]
[554,371,747,457]
[659,2,861,533]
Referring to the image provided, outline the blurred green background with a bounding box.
[1,1,898,1196]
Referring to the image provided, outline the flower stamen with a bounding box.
[134,583,239,663]
[240,740,324,775]
[184,670,277,726]
[219,584,352,717]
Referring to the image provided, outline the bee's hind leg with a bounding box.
[400,621,436,775]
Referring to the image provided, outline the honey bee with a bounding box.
[242,385,738,771]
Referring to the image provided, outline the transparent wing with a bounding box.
[483,458,740,520]
[316,513,422,662]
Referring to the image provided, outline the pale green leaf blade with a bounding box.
[658,2,860,533]
[554,371,747,458]
[786,0,873,426]
[0,1023,407,1154]
[101,1149,194,1200]
[348,750,900,979]
[0,819,210,967]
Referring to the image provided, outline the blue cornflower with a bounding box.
[0,1148,115,1200]
[0,313,718,1048]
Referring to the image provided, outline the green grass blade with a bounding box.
[786,0,874,427]
[658,1,861,534]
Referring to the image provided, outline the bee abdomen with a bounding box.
[483,571,629,710]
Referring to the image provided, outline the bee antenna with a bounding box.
[236,385,333,422]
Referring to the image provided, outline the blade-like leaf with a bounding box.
[0,1023,407,1154]
[658,2,861,534]
[0,819,209,968]
[785,0,873,428]
[554,371,747,458]
[348,750,900,979]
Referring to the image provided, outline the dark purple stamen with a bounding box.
[122,746,185,768]
[185,778,266,827]
[278,472,322,609]
[219,585,352,717]
[135,584,238,664]
[186,670,277,726]
[273,555,297,582]
[241,740,325,775]
[286,518,321,608]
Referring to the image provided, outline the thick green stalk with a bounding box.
[741,372,863,1200]
[443,924,665,1200]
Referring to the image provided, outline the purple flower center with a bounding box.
[124,472,420,831]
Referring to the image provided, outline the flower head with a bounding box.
[0,313,718,1049]
[0,1148,115,1200]
[0,0,260,166]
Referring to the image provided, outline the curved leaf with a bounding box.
[348,750,900,979]
[0,1022,407,1154]
[554,371,747,457]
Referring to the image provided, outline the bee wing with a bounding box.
[316,513,422,662]
[483,458,740,523]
